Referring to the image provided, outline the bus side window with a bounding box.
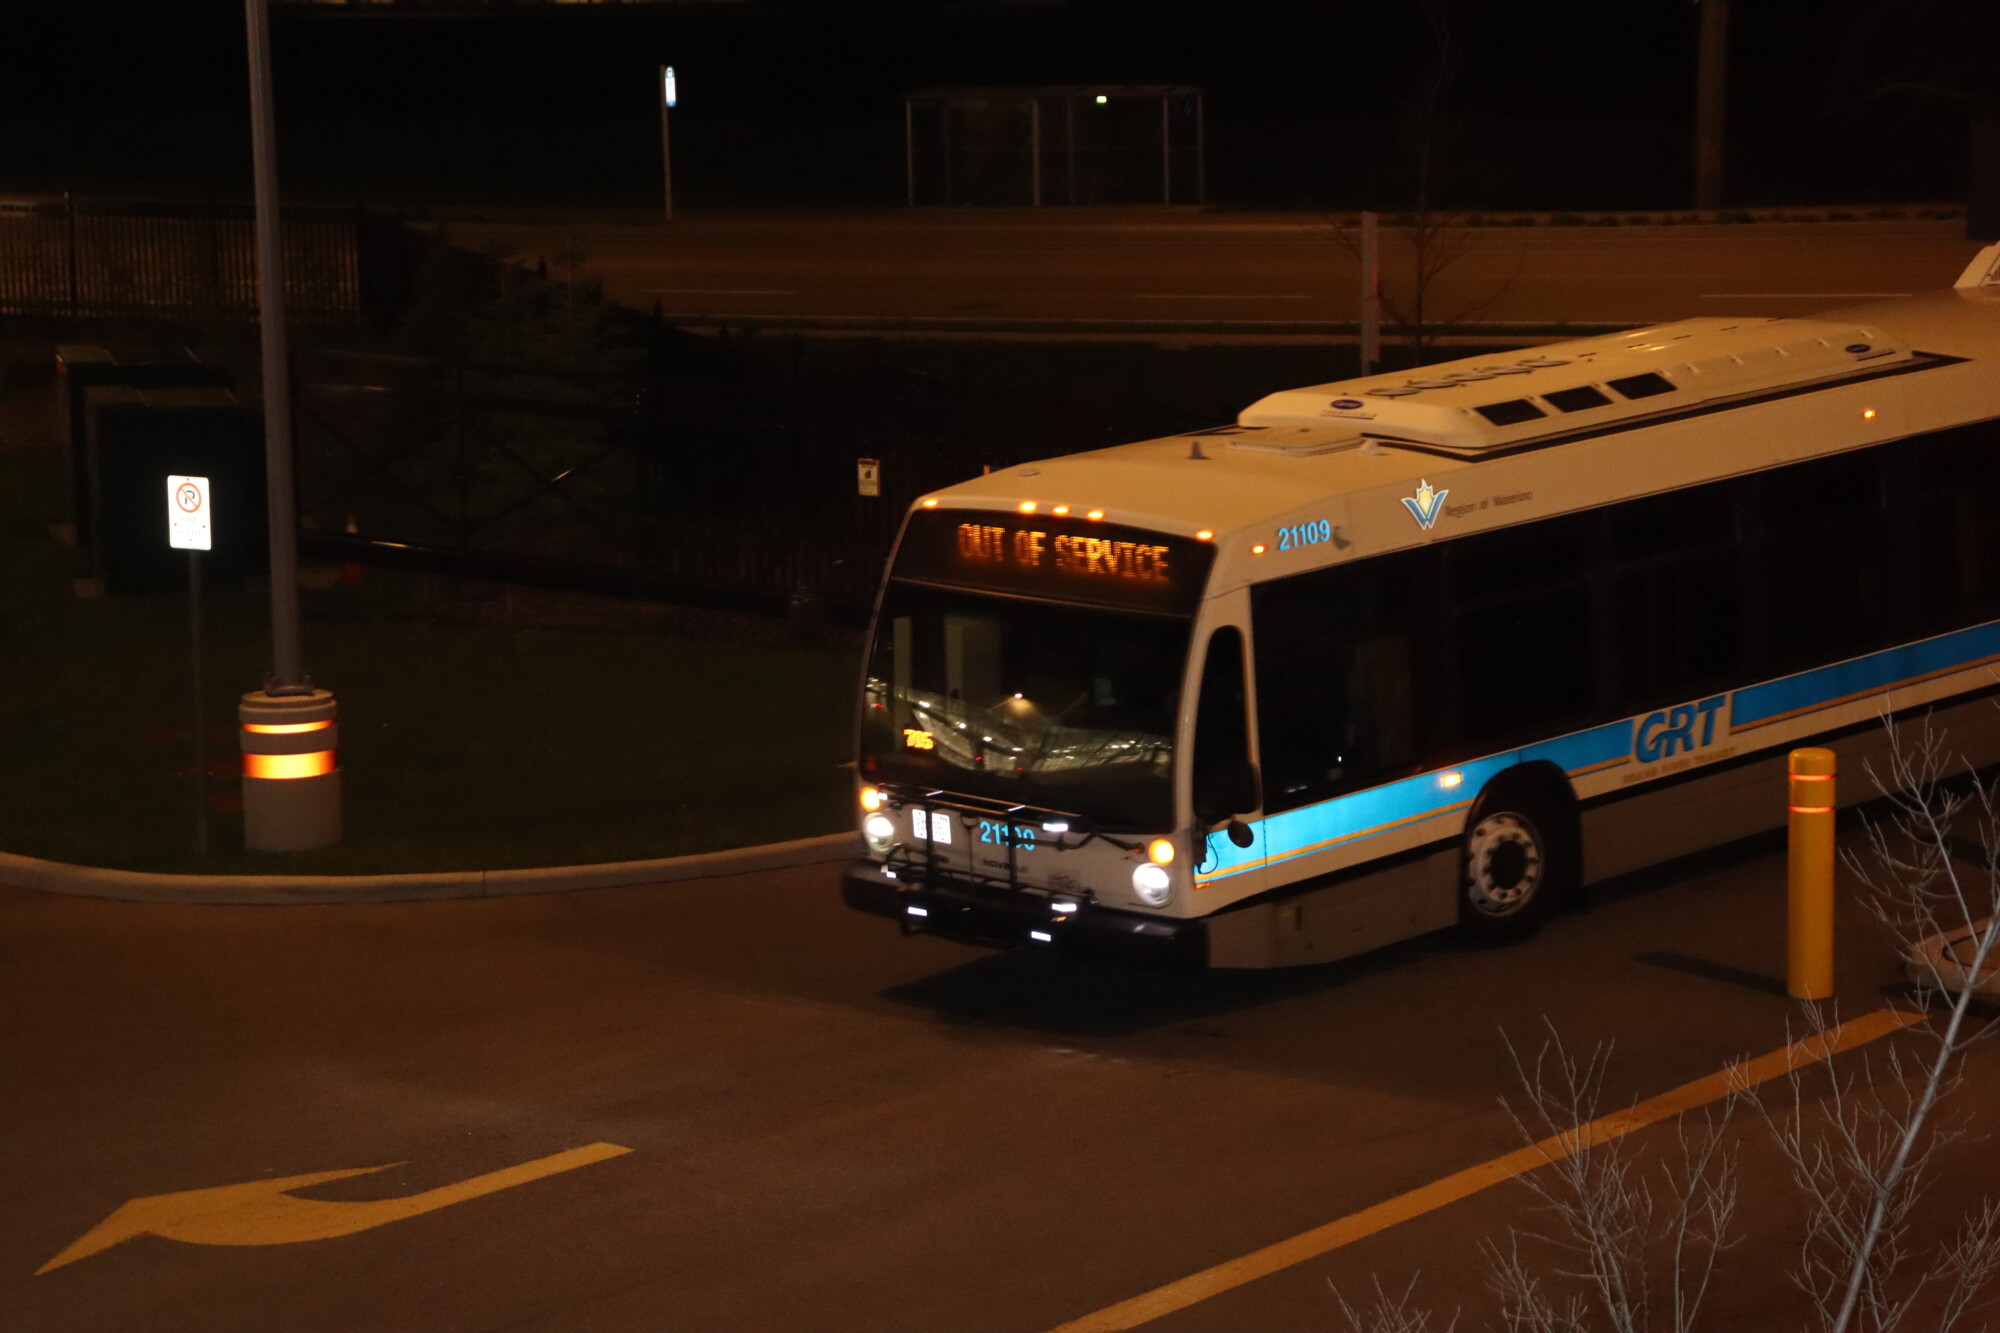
[1451,512,1594,753]
[1251,551,1426,815]
[1915,419,2000,629]
[1756,450,1891,676]
[1608,480,1744,714]
[1192,626,1255,817]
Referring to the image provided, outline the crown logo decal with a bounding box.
[1402,480,1449,530]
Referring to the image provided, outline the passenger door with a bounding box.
[1189,624,1267,894]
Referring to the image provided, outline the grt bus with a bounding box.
[843,247,2000,969]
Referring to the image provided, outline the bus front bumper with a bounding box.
[841,858,1206,969]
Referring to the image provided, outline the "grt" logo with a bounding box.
[1634,696,1726,763]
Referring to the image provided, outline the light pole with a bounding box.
[660,64,677,223]
[1693,0,1729,211]
[240,0,340,852]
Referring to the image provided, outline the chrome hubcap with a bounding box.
[1466,812,1544,917]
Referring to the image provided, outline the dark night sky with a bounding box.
[1,0,1995,209]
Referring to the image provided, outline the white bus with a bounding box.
[844,246,2000,969]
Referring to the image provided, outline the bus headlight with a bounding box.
[864,813,896,849]
[1132,862,1172,906]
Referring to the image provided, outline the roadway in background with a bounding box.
[438,213,1979,334]
[6,838,1995,1331]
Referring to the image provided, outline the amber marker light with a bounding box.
[1052,505,1071,516]
[859,786,884,812]
[244,751,336,780]
[1194,530,1214,542]
[921,498,939,508]
[1086,509,1105,521]
[1862,408,1877,420]
[1018,500,1038,513]
[1148,838,1176,865]
[1439,771,1464,789]
[1251,543,1268,555]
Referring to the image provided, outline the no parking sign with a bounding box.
[167,474,211,552]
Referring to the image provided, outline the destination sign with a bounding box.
[892,509,1213,612]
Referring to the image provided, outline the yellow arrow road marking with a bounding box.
[1047,1008,1927,1332]
[38,1141,631,1274]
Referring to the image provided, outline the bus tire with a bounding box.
[1457,780,1574,941]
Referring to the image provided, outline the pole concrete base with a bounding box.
[240,689,342,852]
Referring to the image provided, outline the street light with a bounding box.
[241,0,340,852]
[660,64,677,222]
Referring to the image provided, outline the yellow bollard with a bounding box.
[1787,747,1837,1000]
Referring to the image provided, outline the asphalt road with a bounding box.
[7,836,1995,1331]
[441,213,1980,331]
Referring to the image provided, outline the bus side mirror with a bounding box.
[1196,759,1261,826]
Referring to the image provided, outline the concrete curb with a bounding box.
[0,832,860,906]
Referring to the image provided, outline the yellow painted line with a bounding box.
[39,1142,632,1273]
[1045,1009,1925,1333]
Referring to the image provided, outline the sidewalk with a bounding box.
[0,830,857,905]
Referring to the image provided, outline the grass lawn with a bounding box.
[0,443,859,876]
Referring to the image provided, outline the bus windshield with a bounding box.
[859,582,1190,830]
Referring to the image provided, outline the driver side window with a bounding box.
[1192,626,1253,813]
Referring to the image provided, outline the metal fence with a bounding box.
[0,196,371,323]
[291,346,1159,619]
[5,197,1198,619]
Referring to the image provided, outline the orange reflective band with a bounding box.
[243,720,332,735]
[245,751,335,780]
[1791,772,1833,781]
[1790,805,1834,814]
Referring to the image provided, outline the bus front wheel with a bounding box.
[1458,785,1571,940]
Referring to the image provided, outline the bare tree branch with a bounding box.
[1763,711,2000,1333]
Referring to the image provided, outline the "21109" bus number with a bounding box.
[1276,519,1334,551]
[978,820,1035,849]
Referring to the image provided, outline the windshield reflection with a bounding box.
[859,583,1189,830]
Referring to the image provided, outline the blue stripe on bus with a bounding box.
[1197,617,2000,886]
[1200,751,1514,880]
[1198,717,1636,882]
[1523,717,1637,775]
[1731,619,2000,730]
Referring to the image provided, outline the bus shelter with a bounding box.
[903,85,1205,208]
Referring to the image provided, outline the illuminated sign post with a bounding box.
[167,474,212,852]
[659,65,677,223]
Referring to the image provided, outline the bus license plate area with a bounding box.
[903,807,1054,884]
[908,809,1044,852]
